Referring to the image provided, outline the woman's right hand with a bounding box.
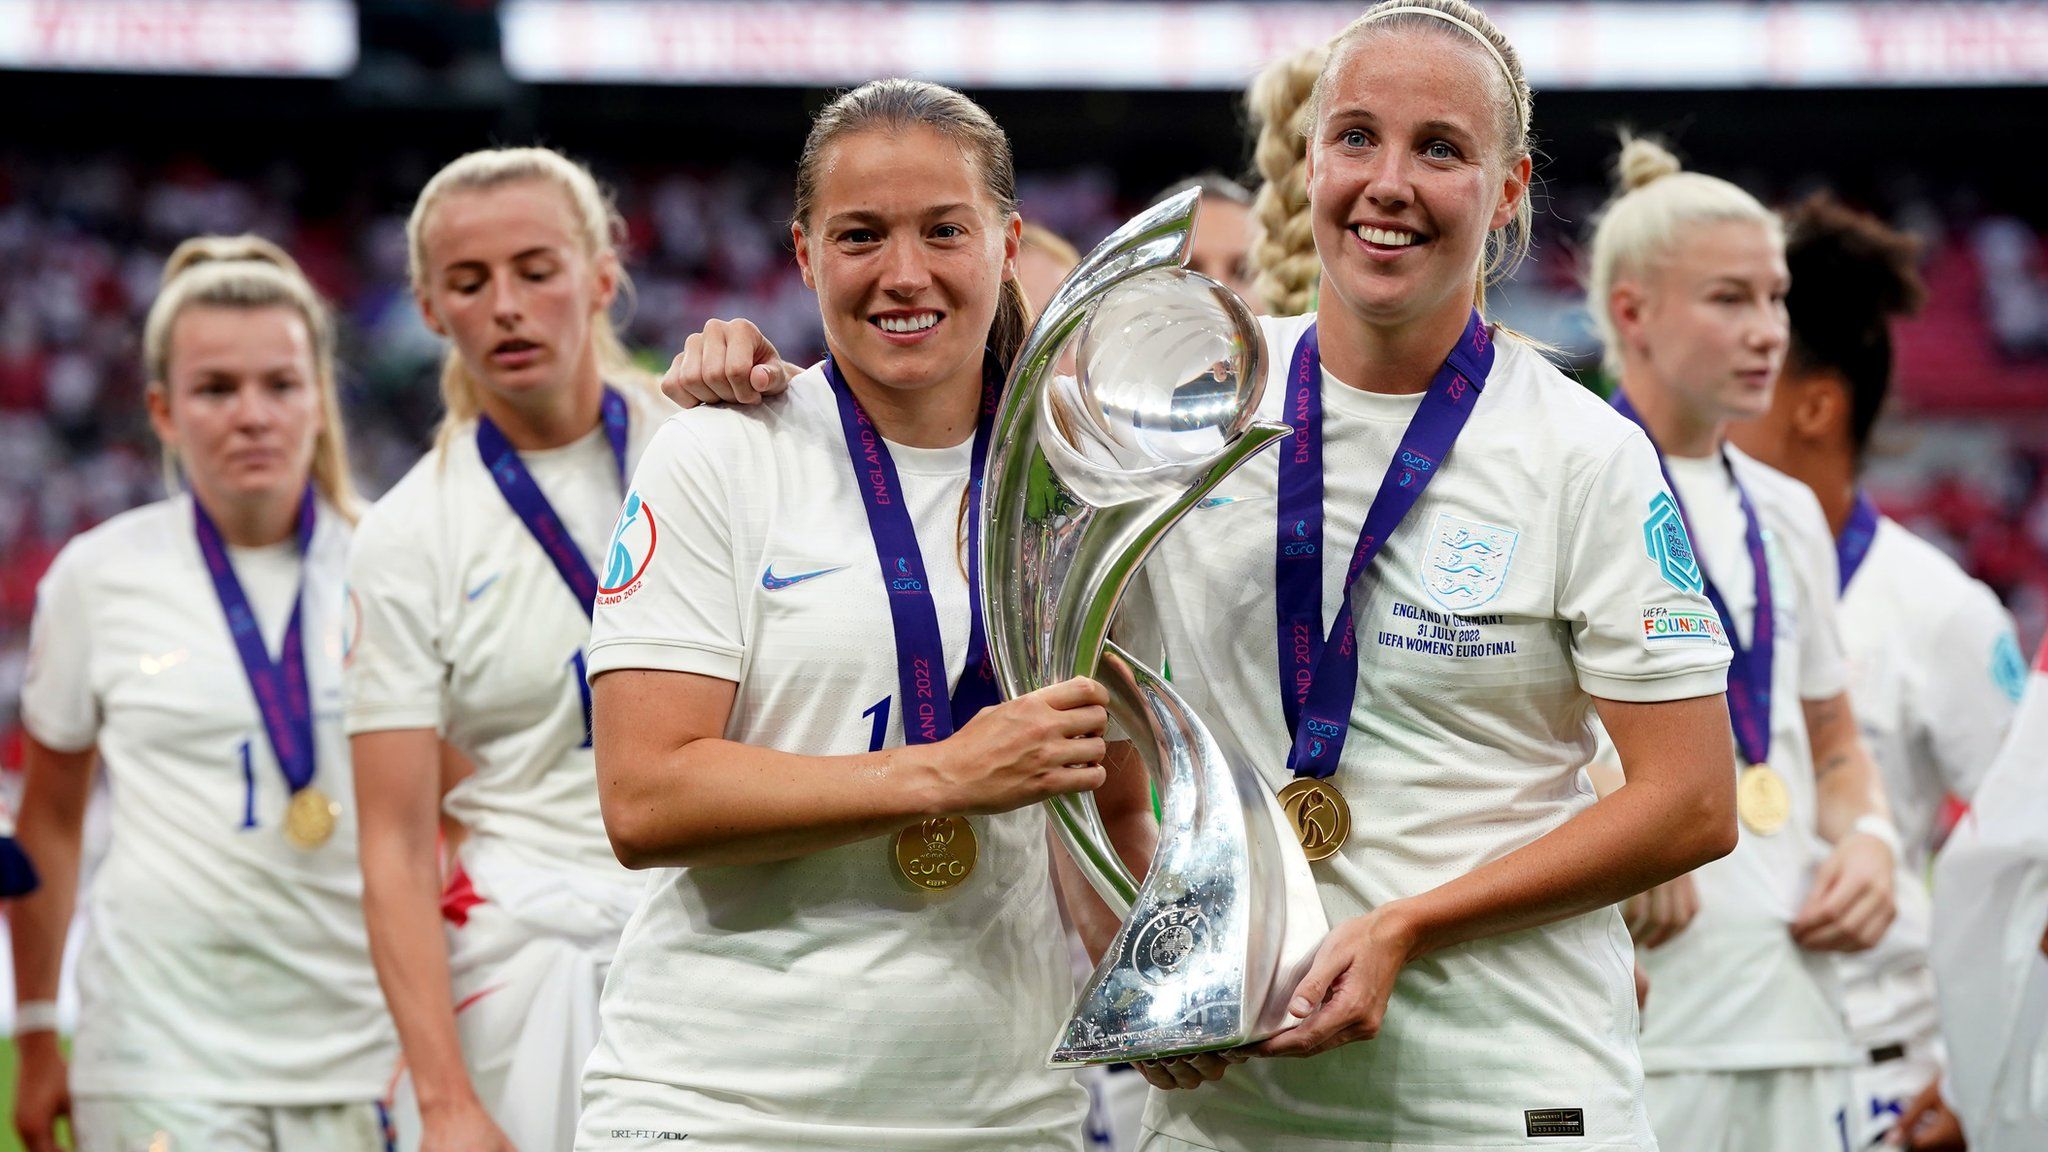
[12,1032,71,1152]
[662,318,802,408]
[419,1095,520,1152]
[935,677,1110,815]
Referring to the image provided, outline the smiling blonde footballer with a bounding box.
[1110,4,1746,1149]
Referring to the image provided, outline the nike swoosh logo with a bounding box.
[762,564,848,591]
[465,573,501,601]
[1197,496,1238,509]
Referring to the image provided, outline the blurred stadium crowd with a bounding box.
[2,150,2045,773]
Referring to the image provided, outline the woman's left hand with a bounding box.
[1244,903,1417,1059]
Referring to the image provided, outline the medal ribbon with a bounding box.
[1611,393,1774,767]
[475,386,630,619]
[194,488,318,794]
[1835,489,1880,593]
[1276,311,1494,778]
[827,355,1001,746]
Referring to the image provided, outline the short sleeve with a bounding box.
[1778,488,1849,702]
[586,415,744,682]
[19,543,99,753]
[1560,433,1731,703]
[343,501,448,734]
[1914,589,2024,801]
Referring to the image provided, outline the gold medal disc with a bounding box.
[893,816,978,891]
[1736,763,1790,836]
[284,785,341,850]
[1277,778,1351,861]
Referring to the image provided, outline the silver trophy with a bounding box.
[982,190,1329,1066]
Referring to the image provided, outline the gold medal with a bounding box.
[893,816,977,891]
[284,785,340,850]
[1736,763,1790,836]
[1276,778,1351,861]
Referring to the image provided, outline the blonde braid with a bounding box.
[1248,43,1327,316]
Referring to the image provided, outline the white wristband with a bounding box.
[1850,814,1902,858]
[13,999,60,1035]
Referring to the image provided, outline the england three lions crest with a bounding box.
[1422,513,1518,611]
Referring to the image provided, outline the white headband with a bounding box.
[1361,6,1525,133]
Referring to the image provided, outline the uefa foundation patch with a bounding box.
[1642,606,1727,646]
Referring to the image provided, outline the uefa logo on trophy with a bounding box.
[980,189,1329,1065]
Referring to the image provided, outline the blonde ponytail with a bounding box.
[143,235,360,521]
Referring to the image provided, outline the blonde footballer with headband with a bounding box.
[1118,2,1740,1148]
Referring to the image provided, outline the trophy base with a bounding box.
[1047,741,1328,1067]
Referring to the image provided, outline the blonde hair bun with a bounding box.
[1616,134,1683,193]
[1585,132,1781,377]
[161,234,302,287]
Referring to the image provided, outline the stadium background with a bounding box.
[3,1,2048,1144]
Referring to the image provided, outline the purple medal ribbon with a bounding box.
[194,488,318,794]
[1277,310,1494,778]
[476,386,630,620]
[1611,393,1775,768]
[827,355,1001,746]
[1835,489,1880,593]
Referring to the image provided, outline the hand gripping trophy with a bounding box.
[981,189,1329,1065]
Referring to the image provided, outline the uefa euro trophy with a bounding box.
[981,189,1330,1066]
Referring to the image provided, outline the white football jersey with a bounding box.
[1929,636,2048,1150]
[1837,515,2021,1047]
[577,365,1087,1151]
[19,495,393,1102]
[345,385,670,878]
[1630,446,1858,1073]
[1132,313,1730,1151]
